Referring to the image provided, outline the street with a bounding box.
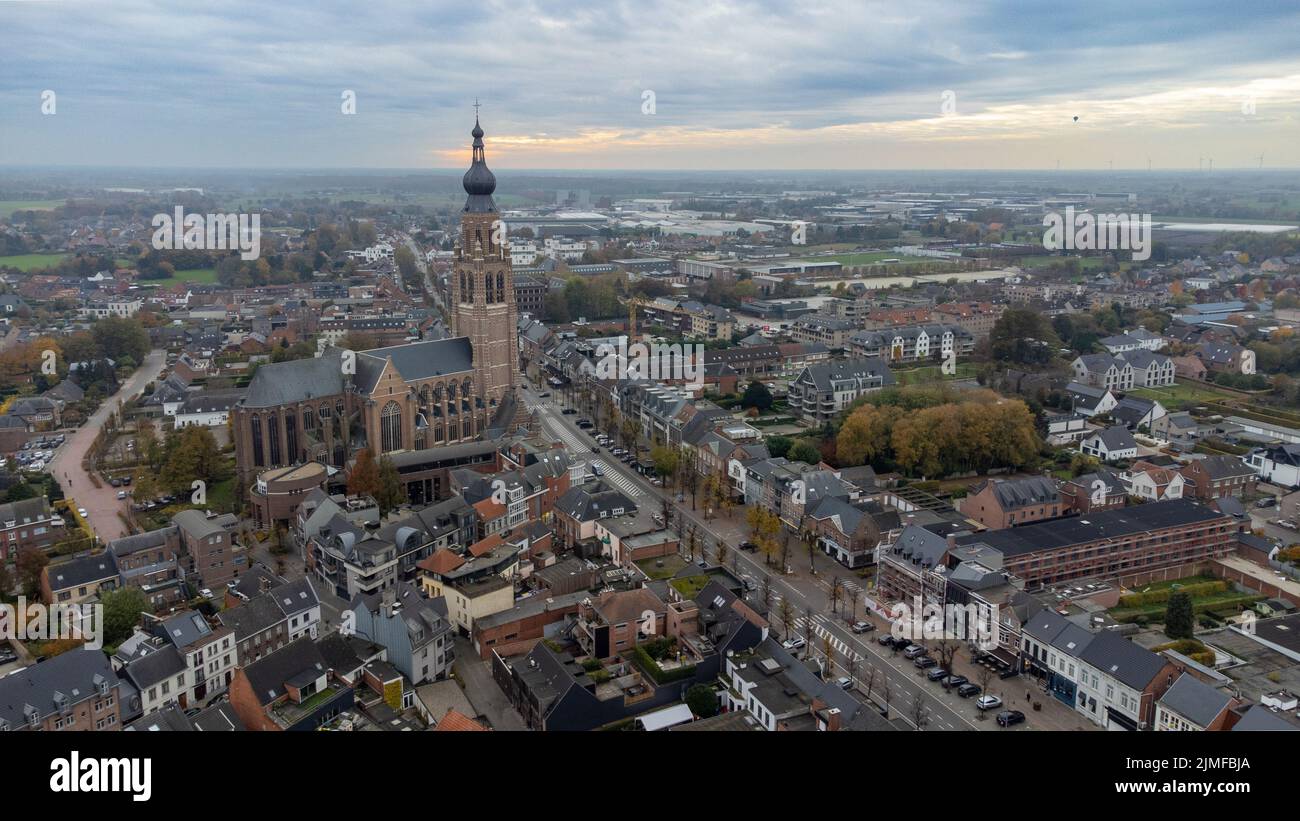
[518,376,1063,731]
[48,348,168,543]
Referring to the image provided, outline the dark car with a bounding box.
[878,634,896,647]
[945,675,968,688]
[957,683,982,698]
[914,656,937,669]
[999,667,1021,680]
[739,541,758,552]
[926,667,949,682]
[561,408,576,415]
[996,710,1026,727]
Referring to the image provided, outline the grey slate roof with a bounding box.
[354,337,474,393]
[0,648,118,728]
[242,348,347,408]
[46,552,119,591]
[1078,631,1170,691]
[1158,672,1234,727]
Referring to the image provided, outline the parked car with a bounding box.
[926,667,949,682]
[739,541,757,552]
[902,644,927,659]
[110,478,121,487]
[976,695,1003,711]
[878,634,896,647]
[76,507,88,518]
[914,656,937,669]
[851,621,874,634]
[996,710,1026,727]
[116,491,128,500]
[121,476,131,485]
[945,675,968,688]
[1257,497,1278,508]
[782,636,806,650]
[835,676,853,690]
[957,683,982,698]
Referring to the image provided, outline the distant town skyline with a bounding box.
[2,0,1298,170]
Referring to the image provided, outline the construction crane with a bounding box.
[627,295,648,339]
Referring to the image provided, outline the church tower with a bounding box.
[450,114,518,410]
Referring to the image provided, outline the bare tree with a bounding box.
[933,639,959,683]
[715,539,729,569]
[863,665,878,702]
[846,653,860,688]
[829,576,844,615]
[761,575,774,610]
[821,635,836,677]
[779,597,796,640]
[881,679,893,718]
[909,691,929,731]
[802,605,816,650]
[976,665,995,720]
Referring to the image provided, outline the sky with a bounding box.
[1,0,1298,170]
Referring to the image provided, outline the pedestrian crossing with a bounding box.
[592,460,644,498]
[538,413,644,498]
[771,595,863,664]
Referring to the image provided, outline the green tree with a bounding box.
[651,446,680,483]
[685,684,720,718]
[16,547,49,598]
[89,316,150,363]
[102,586,151,648]
[741,380,773,412]
[990,308,1061,365]
[1165,592,1194,640]
[377,455,406,514]
[788,440,822,465]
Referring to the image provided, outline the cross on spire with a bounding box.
[473,98,481,118]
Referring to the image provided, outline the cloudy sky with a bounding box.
[2,0,1298,170]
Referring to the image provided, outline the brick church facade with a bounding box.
[232,117,519,489]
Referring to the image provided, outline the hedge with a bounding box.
[1116,580,1227,608]
[631,644,697,686]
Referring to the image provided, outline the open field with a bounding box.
[0,200,63,217]
[893,362,979,385]
[827,251,934,266]
[1128,381,1243,409]
[136,267,220,286]
[1014,254,1108,270]
[0,252,69,271]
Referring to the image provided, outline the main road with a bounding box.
[48,348,168,543]
[520,376,1002,731]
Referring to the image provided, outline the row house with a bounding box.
[0,648,122,732]
[847,323,974,363]
[959,476,1063,530]
[1071,354,1134,392]
[789,314,857,349]
[1021,606,1179,730]
[1179,455,1257,501]
[953,498,1241,590]
[1119,350,1175,387]
[0,497,62,562]
[786,357,894,424]
[932,301,1004,339]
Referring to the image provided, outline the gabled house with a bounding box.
[1080,425,1138,462]
[959,476,1062,530]
[348,582,454,686]
[1179,455,1256,500]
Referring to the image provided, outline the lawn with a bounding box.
[893,362,979,385]
[1014,255,1107,270]
[636,554,688,581]
[0,252,68,271]
[827,252,934,266]
[0,200,63,218]
[1128,381,1241,409]
[670,573,710,599]
[139,267,220,286]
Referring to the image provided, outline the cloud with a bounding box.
[2,0,1298,168]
